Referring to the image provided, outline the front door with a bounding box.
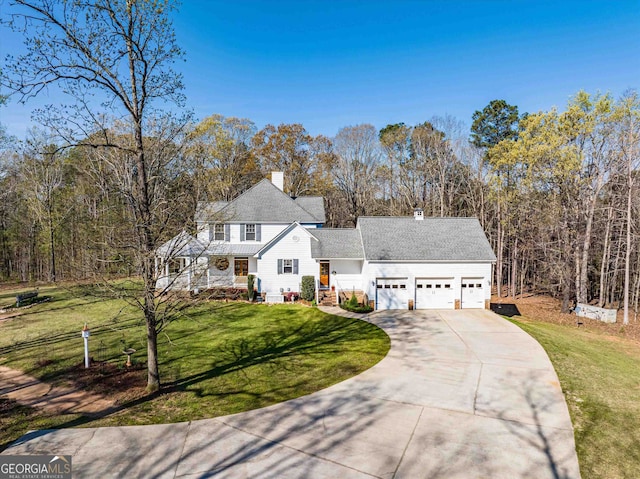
[234,258,249,286]
[319,261,330,289]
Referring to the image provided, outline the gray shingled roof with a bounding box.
[357,217,496,262]
[196,179,324,224]
[195,201,228,222]
[309,228,364,259]
[294,197,326,223]
[157,231,206,257]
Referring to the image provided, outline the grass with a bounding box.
[511,317,640,479]
[0,283,390,450]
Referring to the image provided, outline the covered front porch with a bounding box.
[316,259,365,306]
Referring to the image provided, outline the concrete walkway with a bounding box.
[2,309,580,479]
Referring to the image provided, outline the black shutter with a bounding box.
[224,224,230,242]
[240,224,246,242]
[277,259,283,274]
[293,259,299,275]
[256,224,262,242]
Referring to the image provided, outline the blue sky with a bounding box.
[2,0,639,139]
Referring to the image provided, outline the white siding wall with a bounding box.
[329,260,363,292]
[208,256,233,287]
[196,221,209,243]
[364,262,492,309]
[200,222,318,247]
[257,227,318,294]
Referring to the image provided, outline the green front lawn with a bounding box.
[0,283,390,450]
[511,318,640,479]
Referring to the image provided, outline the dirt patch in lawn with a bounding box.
[61,361,148,406]
[492,294,640,343]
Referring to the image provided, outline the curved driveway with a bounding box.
[4,309,580,478]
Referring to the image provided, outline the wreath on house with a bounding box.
[214,257,229,271]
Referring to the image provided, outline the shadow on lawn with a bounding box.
[164,315,385,396]
[0,317,142,360]
[1,311,387,453]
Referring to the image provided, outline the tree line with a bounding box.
[2,93,639,321]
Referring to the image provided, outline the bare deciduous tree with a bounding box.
[2,0,187,391]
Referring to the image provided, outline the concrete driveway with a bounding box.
[3,309,580,478]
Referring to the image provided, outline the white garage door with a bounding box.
[415,278,455,309]
[376,278,408,310]
[461,278,485,309]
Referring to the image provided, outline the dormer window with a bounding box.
[245,224,256,241]
[213,224,225,241]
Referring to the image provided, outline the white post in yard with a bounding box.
[81,323,90,368]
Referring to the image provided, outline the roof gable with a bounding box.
[357,217,496,262]
[254,222,317,258]
[197,179,325,224]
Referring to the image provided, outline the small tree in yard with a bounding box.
[348,291,359,308]
[301,276,315,301]
[2,0,188,392]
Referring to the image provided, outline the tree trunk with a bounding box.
[511,236,518,298]
[623,175,632,325]
[496,201,503,298]
[134,123,161,391]
[599,207,613,306]
[578,195,598,303]
[609,224,624,307]
[48,205,56,283]
[632,262,640,322]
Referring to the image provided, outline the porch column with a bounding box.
[187,257,192,291]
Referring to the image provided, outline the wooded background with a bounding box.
[1,92,638,319]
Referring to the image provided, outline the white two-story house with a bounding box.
[156,172,497,310]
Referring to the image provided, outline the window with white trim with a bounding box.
[278,258,298,274]
[283,259,293,274]
[214,224,225,241]
[245,224,256,241]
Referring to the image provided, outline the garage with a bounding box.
[376,278,408,310]
[415,278,455,309]
[461,278,485,309]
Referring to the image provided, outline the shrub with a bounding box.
[301,276,315,301]
[340,302,373,314]
[284,292,299,302]
[204,287,247,300]
[247,274,255,301]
